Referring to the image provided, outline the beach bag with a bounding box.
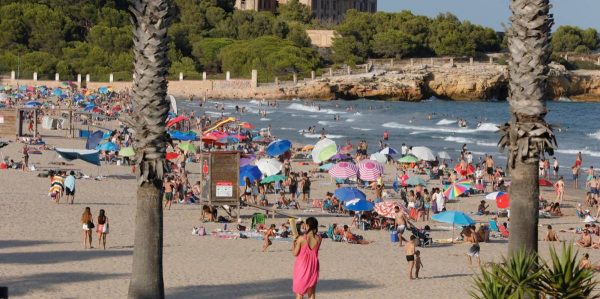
[102,223,109,234]
[87,221,95,229]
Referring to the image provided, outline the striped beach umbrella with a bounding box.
[443,183,469,199]
[328,161,359,179]
[357,160,383,181]
[374,201,408,218]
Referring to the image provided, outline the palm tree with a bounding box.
[499,0,556,255]
[127,0,171,297]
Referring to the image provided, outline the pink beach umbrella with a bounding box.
[357,160,384,181]
[329,161,359,179]
[375,201,408,218]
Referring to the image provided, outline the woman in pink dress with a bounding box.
[292,217,321,299]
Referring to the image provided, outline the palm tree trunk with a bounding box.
[127,0,171,298]
[500,0,556,256]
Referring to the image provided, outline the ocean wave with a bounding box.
[588,130,600,141]
[351,127,373,131]
[444,136,475,144]
[345,118,356,122]
[205,111,230,116]
[280,127,296,131]
[260,118,270,121]
[287,103,344,115]
[476,123,499,132]
[302,133,345,139]
[556,149,600,158]
[318,120,339,126]
[436,119,456,125]
[476,141,498,147]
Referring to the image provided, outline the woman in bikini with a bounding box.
[81,207,94,249]
[96,209,109,250]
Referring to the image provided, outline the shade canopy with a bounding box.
[55,148,101,166]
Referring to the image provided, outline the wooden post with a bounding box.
[364,64,368,72]
[450,58,454,65]
[390,58,394,67]
[430,58,434,66]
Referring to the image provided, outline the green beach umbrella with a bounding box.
[261,174,287,184]
[178,142,196,153]
[311,138,337,163]
[398,155,419,163]
[119,147,135,157]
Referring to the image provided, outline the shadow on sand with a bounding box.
[0,240,71,250]
[4,271,128,296]
[166,278,376,299]
[0,249,131,265]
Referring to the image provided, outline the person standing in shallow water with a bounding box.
[292,217,321,299]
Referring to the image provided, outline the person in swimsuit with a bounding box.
[555,176,565,203]
[163,177,175,210]
[395,206,412,247]
[466,225,481,267]
[544,225,559,241]
[81,207,94,249]
[552,157,559,179]
[405,235,417,280]
[96,209,109,250]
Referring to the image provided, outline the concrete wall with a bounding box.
[306,30,336,48]
[0,109,16,137]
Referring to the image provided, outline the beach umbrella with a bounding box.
[73,94,84,102]
[53,88,63,96]
[85,130,104,150]
[256,158,282,176]
[370,152,387,164]
[357,159,384,181]
[98,86,109,94]
[111,105,122,112]
[240,122,255,129]
[328,162,359,179]
[443,183,468,199]
[266,139,292,156]
[119,147,135,157]
[55,148,101,166]
[240,165,262,185]
[25,101,42,107]
[334,187,366,202]
[432,210,475,226]
[379,147,399,155]
[84,104,96,112]
[344,198,374,212]
[240,156,255,167]
[411,146,436,161]
[329,153,351,161]
[261,174,287,184]
[166,116,189,128]
[232,134,246,141]
[438,151,452,160]
[398,155,419,163]
[252,136,269,143]
[456,179,472,187]
[311,138,337,163]
[178,142,196,153]
[406,176,427,186]
[539,178,553,187]
[165,152,180,161]
[301,145,314,152]
[454,164,475,176]
[319,163,333,171]
[170,130,197,141]
[486,192,510,209]
[218,136,240,144]
[375,201,408,218]
[96,142,119,152]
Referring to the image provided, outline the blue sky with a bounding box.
[378,0,599,31]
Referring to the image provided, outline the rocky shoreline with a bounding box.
[245,63,600,102]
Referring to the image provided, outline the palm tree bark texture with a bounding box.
[126,0,172,298]
[499,0,556,256]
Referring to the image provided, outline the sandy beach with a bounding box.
[1,126,599,299]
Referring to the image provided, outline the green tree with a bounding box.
[331,35,364,65]
[191,38,234,72]
[20,51,58,75]
[277,0,312,24]
[287,22,311,47]
[372,30,418,58]
[552,26,585,52]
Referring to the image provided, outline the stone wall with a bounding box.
[306,30,336,48]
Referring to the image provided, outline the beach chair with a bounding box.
[489,220,500,232]
[251,213,266,229]
[499,225,510,238]
[410,227,432,247]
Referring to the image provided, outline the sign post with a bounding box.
[199,151,240,220]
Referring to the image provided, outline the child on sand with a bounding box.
[415,250,424,279]
[262,224,276,252]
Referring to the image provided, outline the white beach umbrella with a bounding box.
[255,158,282,176]
[411,146,436,161]
[370,152,387,164]
[438,151,452,160]
[311,138,337,163]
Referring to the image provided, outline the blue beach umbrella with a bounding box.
[240,165,262,186]
[266,139,292,156]
[218,136,240,144]
[18,85,27,91]
[96,142,119,152]
[344,199,374,212]
[405,176,427,186]
[169,130,197,141]
[380,147,399,155]
[53,88,63,96]
[25,101,42,107]
[84,104,96,112]
[73,94,84,102]
[98,86,109,94]
[319,163,333,171]
[88,94,97,100]
[431,210,475,226]
[334,187,367,202]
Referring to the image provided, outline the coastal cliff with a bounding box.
[250,64,600,102]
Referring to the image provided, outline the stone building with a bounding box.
[234,0,278,13]
[234,0,377,23]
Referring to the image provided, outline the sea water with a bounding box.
[178,98,600,174]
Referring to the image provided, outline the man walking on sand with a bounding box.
[64,171,76,204]
[395,206,413,247]
[405,235,417,280]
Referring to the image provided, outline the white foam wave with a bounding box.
[260,118,270,121]
[287,103,344,115]
[476,141,497,147]
[436,119,456,125]
[351,127,373,131]
[556,149,600,158]
[318,120,338,126]
[588,130,600,141]
[280,127,296,131]
[444,136,475,144]
[205,111,230,116]
[476,123,499,132]
[302,133,345,139]
[345,118,356,122]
